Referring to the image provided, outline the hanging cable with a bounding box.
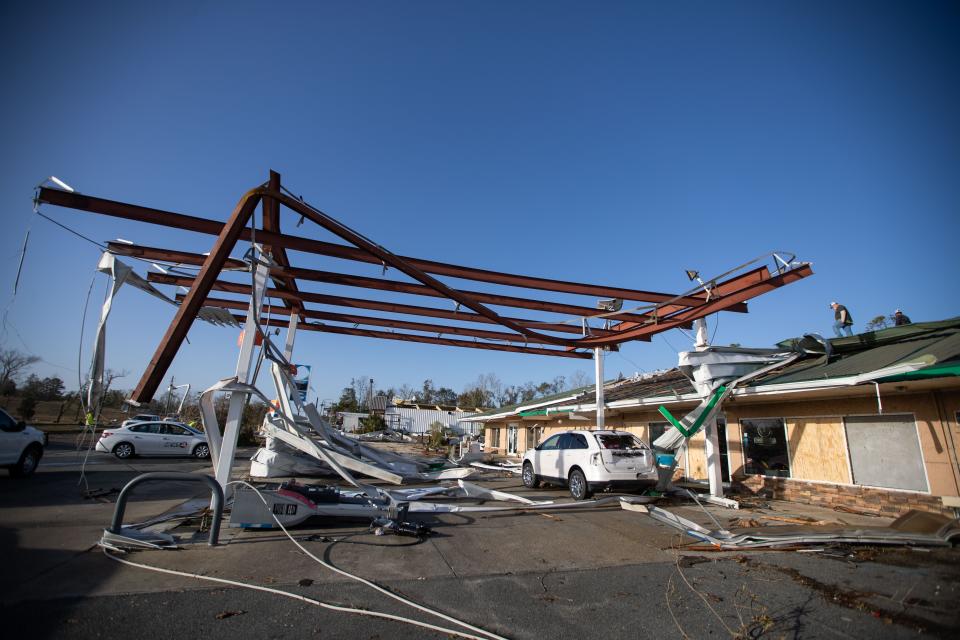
[34,210,108,251]
[101,479,510,640]
[709,312,720,345]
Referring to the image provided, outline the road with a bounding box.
[1,434,958,639]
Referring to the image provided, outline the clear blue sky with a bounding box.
[1,1,957,405]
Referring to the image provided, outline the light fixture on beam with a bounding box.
[596,298,622,312]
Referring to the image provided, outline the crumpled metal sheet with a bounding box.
[629,503,960,548]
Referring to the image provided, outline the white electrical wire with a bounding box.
[102,480,509,640]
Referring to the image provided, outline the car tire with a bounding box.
[522,462,540,488]
[11,445,42,477]
[193,443,210,459]
[568,468,592,501]
[113,442,135,459]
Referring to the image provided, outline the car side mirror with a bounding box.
[16,421,26,431]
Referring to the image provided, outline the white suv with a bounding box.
[521,430,655,500]
[0,407,47,477]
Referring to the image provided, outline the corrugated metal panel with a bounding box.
[383,406,479,434]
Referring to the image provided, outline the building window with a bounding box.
[526,426,539,450]
[489,428,500,449]
[741,418,790,478]
[845,414,927,492]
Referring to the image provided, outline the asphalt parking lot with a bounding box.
[2,434,959,639]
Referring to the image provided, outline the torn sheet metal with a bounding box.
[88,251,236,411]
[248,362,474,484]
[630,504,960,548]
[470,462,523,475]
[229,477,625,529]
[249,446,339,479]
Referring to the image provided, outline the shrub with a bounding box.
[17,394,36,422]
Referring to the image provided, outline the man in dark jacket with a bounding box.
[894,309,912,326]
[831,301,854,337]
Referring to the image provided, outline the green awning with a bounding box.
[517,409,549,417]
[878,363,960,382]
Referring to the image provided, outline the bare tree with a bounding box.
[0,347,40,390]
[568,370,590,390]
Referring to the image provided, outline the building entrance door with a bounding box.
[507,424,519,455]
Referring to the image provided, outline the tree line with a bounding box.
[329,370,591,414]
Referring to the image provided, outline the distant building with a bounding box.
[383,399,486,435]
[336,411,369,433]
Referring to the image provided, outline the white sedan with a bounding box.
[96,421,210,459]
[521,430,656,500]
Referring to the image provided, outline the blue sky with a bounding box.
[1,1,957,405]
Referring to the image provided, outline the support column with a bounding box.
[594,347,604,430]
[273,312,299,421]
[703,416,723,497]
[283,312,299,361]
[214,256,269,494]
[694,317,723,498]
[213,171,278,495]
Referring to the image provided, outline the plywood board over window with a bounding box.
[786,418,851,484]
[845,414,928,492]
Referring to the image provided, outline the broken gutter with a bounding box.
[544,359,933,415]
[732,361,928,398]
[473,393,585,421]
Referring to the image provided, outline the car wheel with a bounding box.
[113,442,135,459]
[568,468,592,501]
[193,443,210,459]
[11,445,41,477]
[522,462,541,488]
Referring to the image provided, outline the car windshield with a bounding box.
[595,434,647,450]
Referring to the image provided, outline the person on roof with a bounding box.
[830,301,854,337]
[893,309,912,326]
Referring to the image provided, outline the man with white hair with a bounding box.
[830,301,854,337]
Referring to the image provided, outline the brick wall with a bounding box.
[735,475,949,516]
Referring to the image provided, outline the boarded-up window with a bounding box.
[844,414,927,492]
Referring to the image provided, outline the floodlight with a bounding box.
[596,298,622,312]
[685,270,699,281]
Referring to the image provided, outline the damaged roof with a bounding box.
[760,318,960,385]
[477,317,960,421]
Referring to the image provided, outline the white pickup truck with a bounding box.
[0,407,47,477]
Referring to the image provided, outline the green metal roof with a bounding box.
[760,318,960,385]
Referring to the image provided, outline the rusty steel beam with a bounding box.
[46,185,808,350]
[232,314,593,359]
[106,242,248,270]
[130,189,263,403]
[162,274,609,335]
[577,264,814,346]
[183,295,612,346]
[610,266,765,332]
[268,265,660,322]
[260,171,301,312]
[121,243,613,335]
[37,186,717,305]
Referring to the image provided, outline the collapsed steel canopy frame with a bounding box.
[35,171,813,403]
